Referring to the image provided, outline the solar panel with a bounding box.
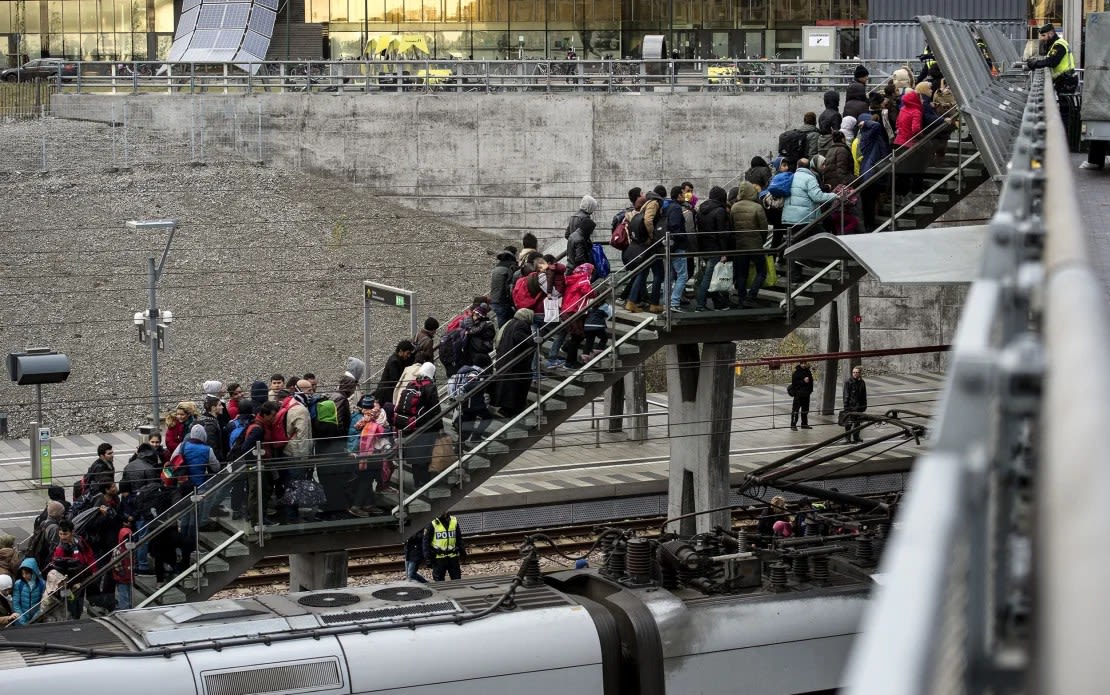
[224,3,251,27]
[248,7,276,37]
[241,30,270,59]
[191,29,219,49]
[214,29,243,49]
[197,4,224,28]
[167,37,191,62]
[168,0,276,69]
[176,6,200,37]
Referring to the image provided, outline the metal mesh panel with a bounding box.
[203,660,341,695]
[919,15,1026,179]
[974,22,1022,70]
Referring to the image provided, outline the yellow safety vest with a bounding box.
[1050,38,1075,78]
[430,517,459,558]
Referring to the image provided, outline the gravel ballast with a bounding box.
[0,116,514,437]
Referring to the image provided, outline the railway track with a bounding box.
[225,489,901,591]
[230,517,670,589]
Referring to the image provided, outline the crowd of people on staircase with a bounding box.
[1,58,975,624]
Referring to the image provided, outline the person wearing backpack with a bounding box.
[33,485,69,531]
[122,442,162,491]
[565,195,597,274]
[27,500,64,572]
[730,182,770,308]
[625,187,667,314]
[783,158,839,243]
[490,308,537,418]
[397,362,443,491]
[664,186,690,311]
[412,317,440,364]
[50,519,96,619]
[373,340,416,405]
[489,248,519,327]
[817,91,842,156]
[197,396,227,462]
[347,394,390,518]
[448,353,494,449]
[694,186,732,311]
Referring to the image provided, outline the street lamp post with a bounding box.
[128,219,179,432]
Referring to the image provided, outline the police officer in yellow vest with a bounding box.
[423,510,466,581]
[1027,23,1079,120]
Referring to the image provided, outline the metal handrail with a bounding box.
[137,529,245,608]
[57,58,912,96]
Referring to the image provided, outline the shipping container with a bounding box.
[860,20,1026,75]
[868,0,1026,22]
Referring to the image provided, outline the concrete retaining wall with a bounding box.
[54,91,993,374]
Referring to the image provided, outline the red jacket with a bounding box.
[52,535,97,577]
[893,91,923,147]
[112,527,133,584]
[512,275,544,312]
[561,265,596,315]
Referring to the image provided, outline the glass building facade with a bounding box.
[1,0,1097,67]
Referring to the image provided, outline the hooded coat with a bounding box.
[823,141,856,190]
[561,264,596,315]
[250,380,269,405]
[0,536,18,579]
[491,308,536,416]
[782,166,839,227]
[817,91,843,154]
[489,249,517,306]
[730,182,768,250]
[858,116,892,182]
[695,186,732,253]
[12,557,45,624]
[743,157,773,190]
[565,200,597,273]
[122,444,162,490]
[893,91,924,146]
[375,350,415,405]
[844,79,869,118]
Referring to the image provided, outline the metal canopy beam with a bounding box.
[787,227,988,285]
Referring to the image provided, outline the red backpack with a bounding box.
[394,377,430,434]
[610,216,630,251]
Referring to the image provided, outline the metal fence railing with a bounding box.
[844,62,1099,694]
[28,58,910,96]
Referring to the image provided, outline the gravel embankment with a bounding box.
[0,116,514,436]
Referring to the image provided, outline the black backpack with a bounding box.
[27,519,57,570]
[394,378,428,434]
[628,210,649,244]
[778,129,808,164]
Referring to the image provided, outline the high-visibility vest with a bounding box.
[430,517,459,558]
[1050,38,1075,78]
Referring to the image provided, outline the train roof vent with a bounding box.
[372,586,434,602]
[297,592,360,608]
[166,602,266,624]
[319,600,457,625]
[203,658,342,695]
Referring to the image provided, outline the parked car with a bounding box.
[1,58,77,83]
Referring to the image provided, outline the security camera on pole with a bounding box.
[127,219,178,433]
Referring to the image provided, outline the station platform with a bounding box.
[0,371,943,543]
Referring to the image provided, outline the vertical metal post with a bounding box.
[254,442,265,547]
[40,104,47,171]
[35,383,43,431]
[362,285,372,393]
[456,406,463,490]
[396,438,405,534]
[257,102,263,163]
[192,493,201,589]
[29,419,40,484]
[957,116,964,194]
[609,284,617,372]
[189,99,196,162]
[122,102,129,169]
[663,235,672,331]
[147,257,160,429]
[890,151,897,230]
[409,290,418,338]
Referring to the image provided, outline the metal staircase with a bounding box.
[53,109,996,611]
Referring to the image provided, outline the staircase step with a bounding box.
[575,370,605,383]
[426,485,453,499]
[405,497,432,514]
[189,552,230,574]
[199,531,251,557]
[180,573,209,591]
[133,576,187,605]
[611,324,660,341]
[539,378,584,397]
[759,289,814,307]
[616,342,641,356]
[776,277,832,293]
[462,454,491,469]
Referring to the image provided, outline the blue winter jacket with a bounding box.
[858,119,892,183]
[12,557,45,624]
[782,167,839,226]
[182,439,214,489]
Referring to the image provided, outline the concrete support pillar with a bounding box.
[666,342,735,535]
[846,284,862,367]
[608,366,648,440]
[289,550,349,592]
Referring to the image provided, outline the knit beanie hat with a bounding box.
[189,423,207,441]
[854,64,869,80]
[47,500,65,519]
[202,380,223,397]
[418,362,436,379]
